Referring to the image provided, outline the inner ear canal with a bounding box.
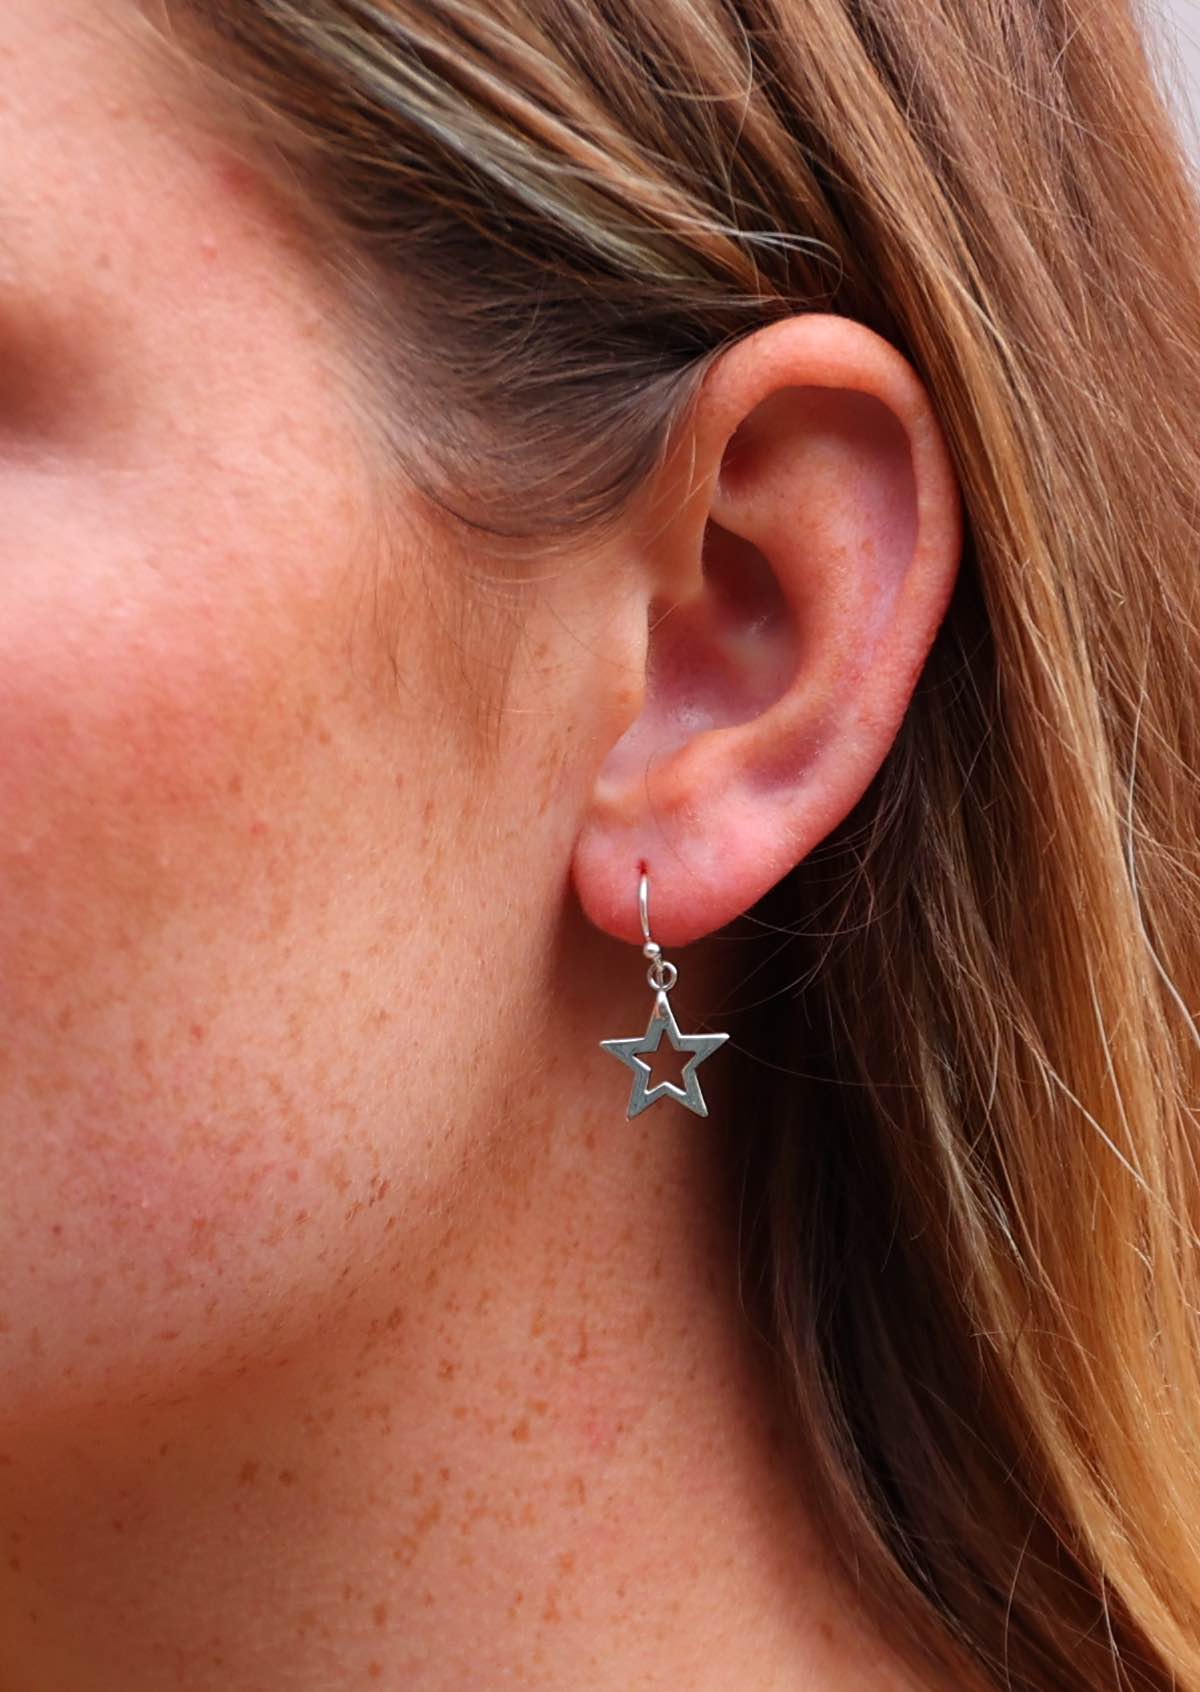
[645,522,796,737]
[599,527,798,789]
[700,520,796,696]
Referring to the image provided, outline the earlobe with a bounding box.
[572,313,962,948]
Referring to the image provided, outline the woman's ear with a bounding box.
[571,312,963,946]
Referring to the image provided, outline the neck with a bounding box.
[0,969,912,1690]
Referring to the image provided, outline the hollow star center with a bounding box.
[643,1041,692,1093]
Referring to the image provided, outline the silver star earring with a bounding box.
[599,867,730,1119]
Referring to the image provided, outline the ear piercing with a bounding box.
[599,867,729,1119]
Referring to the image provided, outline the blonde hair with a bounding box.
[151,1,1200,1685]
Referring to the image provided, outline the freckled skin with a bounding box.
[0,5,939,1692]
[0,0,605,1419]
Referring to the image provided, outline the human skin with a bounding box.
[0,2,961,1687]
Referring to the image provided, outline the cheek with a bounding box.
[0,465,456,1420]
[0,469,348,1009]
[0,4,535,1421]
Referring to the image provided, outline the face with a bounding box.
[0,0,625,1424]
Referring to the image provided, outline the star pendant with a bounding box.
[600,990,730,1119]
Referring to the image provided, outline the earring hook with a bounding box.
[638,868,653,951]
[638,868,677,992]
